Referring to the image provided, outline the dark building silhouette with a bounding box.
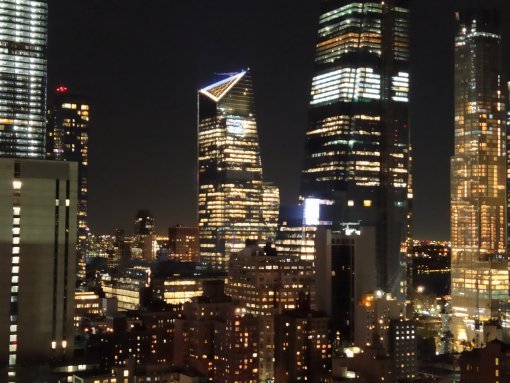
[133,210,155,260]
[134,210,155,236]
[315,226,376,344]
[459,340,510,383]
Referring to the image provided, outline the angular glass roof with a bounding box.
[199,71,247,102]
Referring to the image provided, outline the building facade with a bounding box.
[388,319,417,381]
[261,182,279,241]
[133,210,156,261]
[301,0,410,295]
[47,87,90,277]
[173,281,259,383]
[459,340,510,383]
[0,0,47,158]
[198,70,278,270]
[274,298,330,383]
[168,225,199,263]
[0,159,77,381]
[450,10,508,348]
[227,242,314,382]
[315,226,377,344]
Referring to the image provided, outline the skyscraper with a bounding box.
[450,10,507,348]
[198,70,278,270]
[0,159,77,381]
[0,0,48,158]
[301,0,410,294]
[47,86,90,276]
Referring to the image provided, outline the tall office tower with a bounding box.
[450,10,508,348]
[198,70,273,270]
[301,0,410,294]
[0,1,47,158]
[0,159,77,381]
[227,242,314,382]
[47,86,90,278]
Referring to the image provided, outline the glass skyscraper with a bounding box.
[301,0,410,294]
[0,0,47,158]
[450,10,507,348]
[198,70,278,270]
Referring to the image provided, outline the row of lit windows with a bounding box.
[8,178,22,375]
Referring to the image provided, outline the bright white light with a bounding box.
[304,198,321,226]
[227,119,245,135]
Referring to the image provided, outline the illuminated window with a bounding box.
[347,200,354,207]
[363,200,372,207]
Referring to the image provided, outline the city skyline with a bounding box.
[3,0,510,380]
[48,0,510,240]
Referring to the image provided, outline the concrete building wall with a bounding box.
[0,159,77,370]
[315,226,376,343]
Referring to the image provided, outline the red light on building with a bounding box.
[56,86,68,93]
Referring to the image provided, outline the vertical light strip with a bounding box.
[8,161,22,382]
[51,179,60,354]
[62,180,70,353]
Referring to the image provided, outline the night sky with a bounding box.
[48,0,510,240]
